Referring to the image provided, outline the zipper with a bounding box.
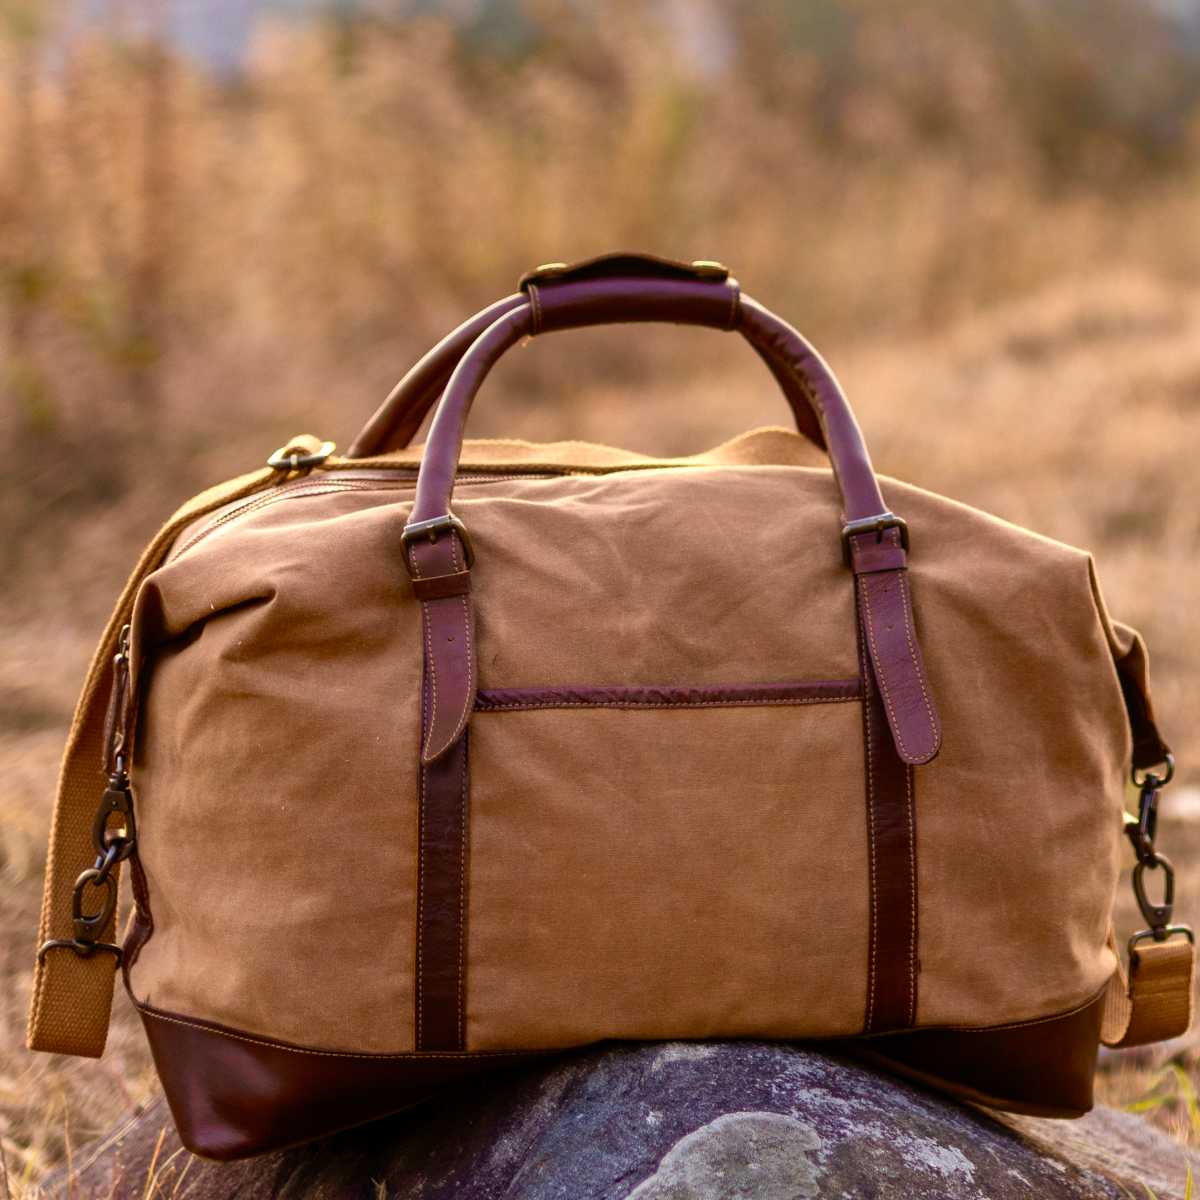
[169,468,560,563]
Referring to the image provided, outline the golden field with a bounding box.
[3,0,1200,1191]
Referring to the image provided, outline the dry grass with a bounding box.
[3,0,1200,1192]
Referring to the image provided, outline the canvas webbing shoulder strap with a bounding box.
[1102,933,1195,1048]
[26,461,281,1057]
[26,445,1197,1060]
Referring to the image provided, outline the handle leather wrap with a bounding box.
[408,282,884,525]
[347,256,829,457]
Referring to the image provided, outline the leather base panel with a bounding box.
[853,987,1106,1119]
[137,1005,545,1161]
[138,989,1106,1160]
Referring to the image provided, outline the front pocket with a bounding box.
[463,689,869,1052]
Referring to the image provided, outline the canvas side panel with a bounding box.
[886,482,1127,1028]
[127,492,423,1052]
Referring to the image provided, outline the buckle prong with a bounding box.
[841,512,909,567]
[400,515,476,571]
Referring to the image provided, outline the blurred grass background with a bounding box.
[3,0,1200,1190]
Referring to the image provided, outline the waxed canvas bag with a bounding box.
[28,254,1196,1160]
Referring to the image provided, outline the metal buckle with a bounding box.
[36,773,135,969]
[1125,775,1164,866]
[72,865,119,944]
[400,515,476,571]
[37,939,123,966]
[36,776,138,967]
[841,512,909,567]
[1132,752,1175,789]
[92,774,137,862]
[1120,750,1192,953]
[266,440,335,473]
[1132,852,1176,933]
[36,855,124,963]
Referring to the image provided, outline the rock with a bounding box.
[42,1041,1200,1199]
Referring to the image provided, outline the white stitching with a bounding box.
[905,761,917,1026]
[422,537,476,762]
[415,619,429,1049]
[426,538,474,760]
[859,627,878,1035]
[412,548,443,768]
[456,580,473,744]
[897,570,939,751]
[858,573,910,760]
[458,736,468,1049]
[137,989,1103,1055]
[902,988,1108,1034]
[414,541,432,1049]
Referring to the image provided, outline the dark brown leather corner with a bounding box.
[855,988,1107,1119]
[138,1003,544,1161]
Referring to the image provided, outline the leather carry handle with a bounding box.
[408,259,886,526]
[346,255,827,458]
[348,292,528,458]
[400,255,943,770]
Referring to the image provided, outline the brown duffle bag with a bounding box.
[28,254,1195,1160]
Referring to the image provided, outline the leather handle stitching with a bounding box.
[858,574,911,761]
[859,628,879,1034]
[457,738,468,1048]
[897,570,940,753]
